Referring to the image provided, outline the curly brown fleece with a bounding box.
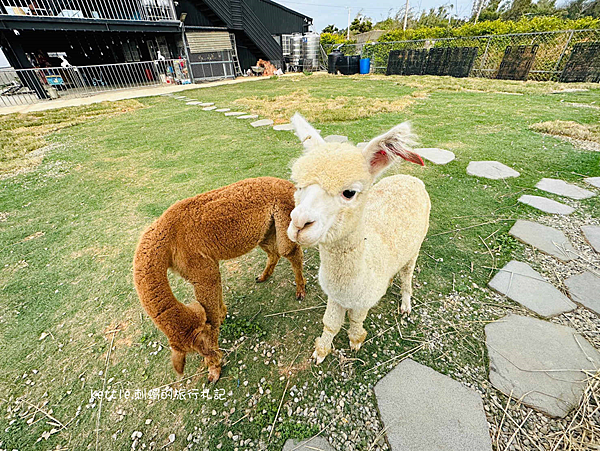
[133,177,306,382]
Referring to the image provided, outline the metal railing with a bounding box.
[0,58,190,107]
[0,0,176,21]
[322,28,600,81]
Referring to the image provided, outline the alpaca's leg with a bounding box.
[284,245,306,300]
[274,211,306,300]
[182,259,225,376]
[257,234,281,283]
[348,308,369,351]
[171,348,186,376]
[313,299,345,364]
[399,255,418,315]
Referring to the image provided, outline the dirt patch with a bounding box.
[234,88,415,123]
[530,120,600,148]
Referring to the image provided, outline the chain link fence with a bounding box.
[322,28,600,81]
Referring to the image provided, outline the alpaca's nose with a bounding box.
[290,209,315,232]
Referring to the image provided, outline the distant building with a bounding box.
[0,0,311,76]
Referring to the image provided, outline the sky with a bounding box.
[277,0,476,33]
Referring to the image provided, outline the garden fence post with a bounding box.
[553,30,574,79]
[477,37,492,78]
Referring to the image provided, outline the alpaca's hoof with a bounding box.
[207,366,221,383]
[311,349,326,364]
[400,301,411,316]
[255,275,267,283]
[349,340,362,351]
[296,287,306,301]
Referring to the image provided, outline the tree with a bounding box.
[502,0,534,21]
[350,15,374,34]
[322,24,339,34]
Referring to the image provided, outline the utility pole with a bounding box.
[403,0,409,31]
[346,7,351,40]
[474,0,485,24]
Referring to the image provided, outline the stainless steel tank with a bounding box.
[302,32,320,71]
[291,34,303,66]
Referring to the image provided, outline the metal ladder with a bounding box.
[230,33,243,77]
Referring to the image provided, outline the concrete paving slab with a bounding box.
[282,437,334,451]
[584,177,600,188]
[215,108,230,112]
[517,195,575,215]
[202,106,217,110]
[485,314,600,417]
[273,123,295,131]
[488,261,576,316]
[565,271,600,315]
[374,359,492,451]
[324,135,348,143]
[237,114,259,119]
[467,161,520,179]
[509,220,575,262]
[535,178,596,200]
[356,142,368,148]
[582,225,600,253]
[185,101,201,105]
[251,119,274,127]
[415,148,456,165]
[224,112,245,116]
[199,102,215,107]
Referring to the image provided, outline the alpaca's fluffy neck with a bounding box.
[319,212,368,281]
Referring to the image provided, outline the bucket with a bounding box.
[360,58,371,74]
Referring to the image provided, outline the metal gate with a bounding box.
[186,31,235,81]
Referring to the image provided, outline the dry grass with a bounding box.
[234,88,416,123]
[549,370,600,450]
[0,99,143,174]
[530,120,600,144]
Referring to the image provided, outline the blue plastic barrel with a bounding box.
[359,58,371,74]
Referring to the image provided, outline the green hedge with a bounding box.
[377,17,600,42]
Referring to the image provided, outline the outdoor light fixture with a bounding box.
[179,12,187,23]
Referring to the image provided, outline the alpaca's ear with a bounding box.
[291,112,325,151]
[362,122,423,176]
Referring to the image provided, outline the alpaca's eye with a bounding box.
[342,190,356,200]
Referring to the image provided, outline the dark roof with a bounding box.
[258,0,312,22]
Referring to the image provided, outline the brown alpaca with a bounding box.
[133,177,306,382]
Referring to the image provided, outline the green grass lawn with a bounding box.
[1,74,599,450]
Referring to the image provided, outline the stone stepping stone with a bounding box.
[488,261,576,317]
[199,102,215,107]
[215,108,230,112]
[251,119,274,127]
[467,161,520,180]
[415,148,455,165]
[485,314,600,417]
[356,142,368,148]
[202,106,217,111]
[565,271,600,315]
[282,437,333,451]
[273,123,294,131]
[374,359,492,450]
[173,96,187,99]
[224,111,245,116]
[582,225,600,252]
[324,135,348,143]
[584,177,600,188]
[186,101,201,105]
[509,220,575,262]
[535,178,595,200]
[237,114,259,119]
[517,194,574,215]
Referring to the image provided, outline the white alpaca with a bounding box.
[287,113,431,363]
